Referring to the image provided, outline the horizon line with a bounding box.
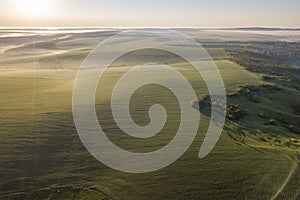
[0,26,300,30]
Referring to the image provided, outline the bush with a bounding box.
[275,138,282,143]
[292,104,300,115]
[266,119,276,125]
[258,111,264,118]
[227,104,247,121]
[260,137,267,142]
[261,84,282,93]
[288,125,300,134]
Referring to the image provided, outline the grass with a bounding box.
[0,55,298,199]
[199,87,300,154]
[0,29,299,198]
[0,186,108,200]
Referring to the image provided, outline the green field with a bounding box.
[0,30,299,199]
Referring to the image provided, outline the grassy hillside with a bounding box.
[0,56,298,199]
[0,28,299,198]
[0,186,108,200]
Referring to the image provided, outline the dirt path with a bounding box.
[271,161,298,200]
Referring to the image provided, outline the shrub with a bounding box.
[275,138,282,143]
[260,137,267,142]
[266,119,276,125]
[292,104,300,115]
[227,104,247,121]
[288,125,300,134]
[258,111,265,118]
[261,84,282,93]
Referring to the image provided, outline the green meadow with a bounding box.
[0,30,299,199]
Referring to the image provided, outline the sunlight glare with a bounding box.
[13,0,53,17]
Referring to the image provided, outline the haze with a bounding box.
[0,0,299,27]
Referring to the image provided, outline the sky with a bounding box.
[0,0,299,27]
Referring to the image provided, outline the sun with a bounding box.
[13,0,53,17]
